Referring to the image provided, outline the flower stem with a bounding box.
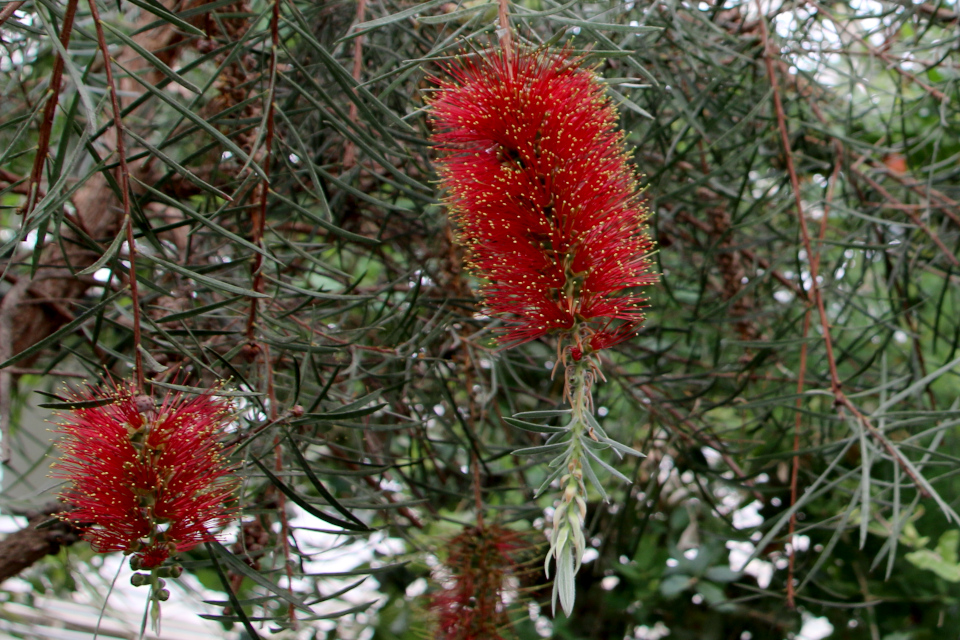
[497,0,513,65]
[547,360,592,617]
[85,0,143,393]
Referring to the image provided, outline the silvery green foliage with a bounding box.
[510,362,644,616]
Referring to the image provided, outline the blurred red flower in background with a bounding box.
[430,523,526,640]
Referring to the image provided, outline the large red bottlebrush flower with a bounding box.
[52,382,238,569]
[430,48,657,354]
[429,523,526,640]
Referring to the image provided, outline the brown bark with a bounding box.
[0,505,83,585]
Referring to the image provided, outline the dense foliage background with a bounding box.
[2,0,960,638]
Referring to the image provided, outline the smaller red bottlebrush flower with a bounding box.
[430,47,658,357]
[51,382,238,570]
[429,523,526,640]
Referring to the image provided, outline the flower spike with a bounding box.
[51,381,238,616]
[430,46,657,355]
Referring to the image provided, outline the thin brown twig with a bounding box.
[852,167,960,269]
[342,0,366,169]
[472,450,484,526]
[634,382,766,502]
[757,1,933,500]
[873,164,960,229]
[255,0,294,626]
[246,96,275,339]
[757,10,840,395]
[807,0,947,102]
[86,0,143,393]
[497,0,513,65]
[0,1,25,27]
[786,151,841,607]
[786,307,811,609]
[23,0,79,218]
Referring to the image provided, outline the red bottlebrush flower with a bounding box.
[430,48,657,354]
[52,382,238,569]
[429,523,525,640]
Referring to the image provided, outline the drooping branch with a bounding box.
[0,504,82,585]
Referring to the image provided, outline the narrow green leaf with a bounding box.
[0,289,125,369]
[155,295,245,324]
[205,542,263,640]
[337,0,447,42]
[34,390,116,410]
[582,447,632,484]
[207,540,313,613]
[582,411,609,439]
[598,436,646,458]
[514,409,572,420]
[101,21,201,93]
[299,562,409,579]
[504,416,569,433]
[126,0,207,36]
[580,454,608,501]
[282,23,419,139]
[556,543,576,616]
[546,15,662,33]
[262,274,366,300]
[270,190,379,245]
[138,253,269,298]
[873,353,960,416]
[535,464,567,497]
[113,58,266,180]
[77,215,128,276]
[251,457,370,532]
[125,130,230,199]
[418,3,495,23]
[514,441,571,457]
[289,403,388,425]
[607,87,654,119]
[0,89,46,170]
[151,380,263,397]
[260,338,338,354]
[285,433,370,530]
[513,0,582,18]
[133,178,281,265]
